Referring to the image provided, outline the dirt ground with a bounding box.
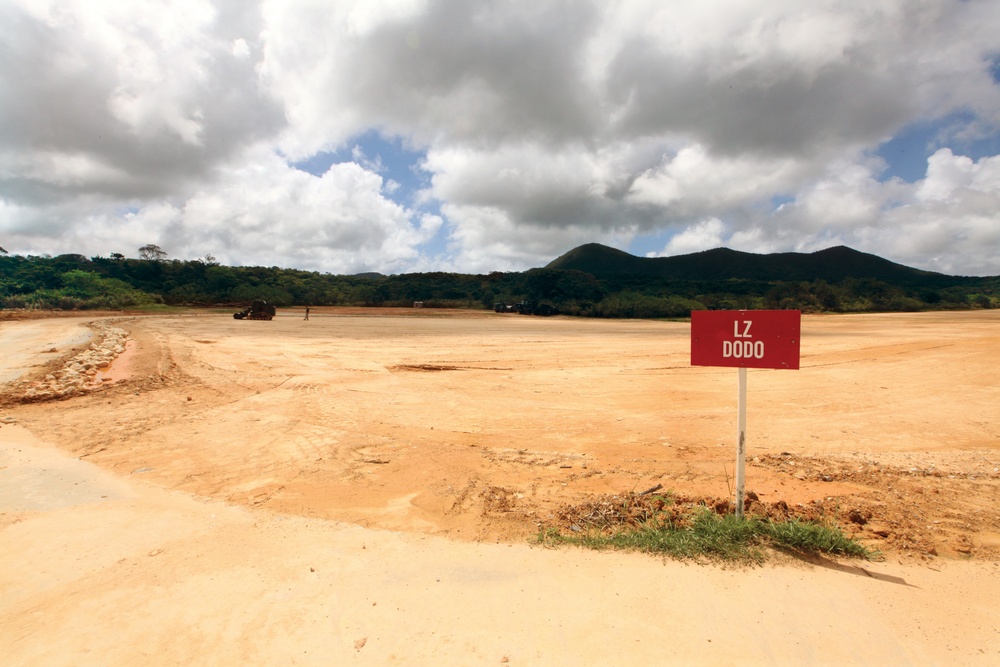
[2,307,999,665]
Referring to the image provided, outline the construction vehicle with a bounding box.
[233,300,276,320]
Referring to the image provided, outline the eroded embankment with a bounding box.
[17,321,129,401]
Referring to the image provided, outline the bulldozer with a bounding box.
[233,300,276,320]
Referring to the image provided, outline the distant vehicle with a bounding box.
[529,302,559,316]
[494,300,559,316]
[234,300,276,320]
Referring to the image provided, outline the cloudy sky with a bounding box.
[2,0,1000,276]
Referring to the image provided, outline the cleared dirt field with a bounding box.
[2,308,999,664]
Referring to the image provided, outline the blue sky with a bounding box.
[291,131,449,258]
[875,112,1000,183]
[2,0,999,275]
[292,132,432,203]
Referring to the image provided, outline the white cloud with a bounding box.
[650,218,727,257]
[723,150,1000,275]
[0,0,284,201]
[439,202,623,273]
[917,148,1000,202]
[797,162,885,230]
[885,150,1000,274]
[1,149,434,273]
[171,151,434,272]
[1,0,999,276]
[231,38,250,58]
[627,145,804,214]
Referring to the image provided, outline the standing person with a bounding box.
[304,307,310,320]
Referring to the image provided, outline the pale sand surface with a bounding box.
[1,309,999,665]
[0,319,92,383]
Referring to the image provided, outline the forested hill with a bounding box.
[0,244,997,318]
[547,243,955,286]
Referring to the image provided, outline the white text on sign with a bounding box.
[690,309,801,370]
[723,321,764,359]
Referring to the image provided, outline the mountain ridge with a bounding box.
[545,243,960,285]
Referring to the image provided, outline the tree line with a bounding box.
[0,247,996,317]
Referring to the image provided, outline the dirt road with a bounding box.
[0,318,92,383]
[1,309,998,664]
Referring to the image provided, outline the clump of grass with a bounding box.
[538,504,876,564]
[762,517,871,558]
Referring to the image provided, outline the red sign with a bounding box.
[691,310,801,370]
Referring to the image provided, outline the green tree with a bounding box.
[525,268,604,303]
[56,270,157,308]
[138,244,167,261]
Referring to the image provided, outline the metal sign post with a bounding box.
[691,310,801,518]
[736,366,747,517]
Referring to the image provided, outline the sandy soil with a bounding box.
[1,308,999,665]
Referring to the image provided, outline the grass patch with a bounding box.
[538,502,876,564]
[763,517,870,558]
